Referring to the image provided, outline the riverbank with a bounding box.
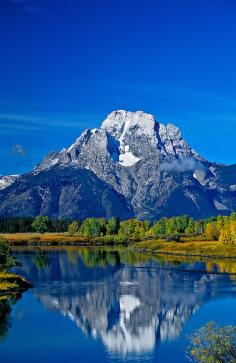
[1,232,236,259]
[132,239,236,258]
[0,272,32,295]
[0,239,33,296]
[0,232,92,246]
[0,232,130,246]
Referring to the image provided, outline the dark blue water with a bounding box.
[0,248,236,363]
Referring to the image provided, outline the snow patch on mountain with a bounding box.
[118,143,141,166]
[50,158,59,166]
[185,190,199,208]
[0,175,19,190]
[213,200,228,211]
[119,150,141,167]
[101,110,157,140]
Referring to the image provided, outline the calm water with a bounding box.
[0,248,236,363]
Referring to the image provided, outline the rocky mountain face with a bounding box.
[0,175,19,190]
[0,166,132,219]
[1,110,236,219]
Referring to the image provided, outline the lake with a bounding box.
[0,248,236,363]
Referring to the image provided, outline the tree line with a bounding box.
[67,213,236,243]
[1,213,236,244]
[0,217,71,234]
[65,213,235,242]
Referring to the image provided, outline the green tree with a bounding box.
[158,218,167,234]
[118,219,148,238]
[195,220,204,235]
[0,239,18,271]
[31,216,49,234]
[185,218,195,234]
[178,215,190,233]
[187,321,236,363]
[150,218,167,237]
[165,217,178,235]
[106,217,120,235]
[79,218,107,237]
[68,221,80,236]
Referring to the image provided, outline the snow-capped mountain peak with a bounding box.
[101,110,157,140]
[36,110,200,172]
[2,109,236,220]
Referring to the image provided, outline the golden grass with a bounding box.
[0,281,18,291]
[1,233,236,259]
[132,239,236,258]
[0,272,32,294]
[0,232,90,246]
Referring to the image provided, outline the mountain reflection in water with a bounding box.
[11,248,236,356]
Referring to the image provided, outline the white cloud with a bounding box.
[0,112,95,132]
[159,157,205,173]
[11,144,26,157]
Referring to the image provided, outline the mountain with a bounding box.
[1,110,236,219]
[0,175,19,190]
[0,166,132,219]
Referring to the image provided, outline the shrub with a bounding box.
[0,239,18,271]
[94,234,129,246]
[187,321,236,363]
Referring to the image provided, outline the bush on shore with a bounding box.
[0,239,19,271]
[187,321,236,363]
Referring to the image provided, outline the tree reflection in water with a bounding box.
[0,294,21,342]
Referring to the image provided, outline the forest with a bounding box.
[0,213,236,244]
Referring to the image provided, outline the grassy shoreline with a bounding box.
[131,239,236,259]
[0,239,33,296]
[0,272,32,295]
[0,232,93,246]
[1,232,236,259]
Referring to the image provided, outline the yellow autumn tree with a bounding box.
[205,222,219,241]
[219,220,236,245]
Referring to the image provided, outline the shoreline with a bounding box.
[1,232,236,260]
[131,247,236,260]
[0,272,33,296]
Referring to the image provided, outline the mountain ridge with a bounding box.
[1,110,236,220]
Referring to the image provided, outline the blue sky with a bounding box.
[1,0,236,174]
